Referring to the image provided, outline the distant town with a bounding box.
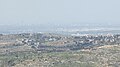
[0,33,120,53]
[0,33,120,67]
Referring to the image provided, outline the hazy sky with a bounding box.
[0,0,120,25]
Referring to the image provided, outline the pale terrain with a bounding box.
[0,33,120,67]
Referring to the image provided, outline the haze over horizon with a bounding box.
[0,0,120,26]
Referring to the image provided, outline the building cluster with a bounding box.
[73,34,120,45]
[15,33,120,51]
